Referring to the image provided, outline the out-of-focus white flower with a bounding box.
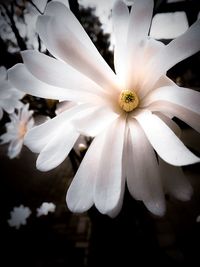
[196,215,200,223]
[8,0,200,217]
[0,103,34,158]
[36,202,56,217]
[0,66,25,120]
[8,205,31,229]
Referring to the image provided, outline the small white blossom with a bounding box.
[0,66,25,120]
[8,205,31,229]
[36,202,56,217]
[8,0,200,217]
[0,103,34,158]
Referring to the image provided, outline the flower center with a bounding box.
[118,90,139,112]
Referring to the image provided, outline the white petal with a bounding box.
[24,104,91,153]
[154,112,181,137]
[8,139,23,159]
[142,85,200,133]
[66,133,105,213]
[112,0,129,81]
[125,0,154,89]
[127,119,165,216]
[159,158,193,201]
[135,111,200,166]
[71,106,119,137]
[8,64,102,103]
[21,50,109,99]
[142,19,200,94]
[36,13,119,94]
[94,117,126,215]
[0,66,7,81]
[0,108,3,120]
[45,1,102,58]
[36,124,79,171]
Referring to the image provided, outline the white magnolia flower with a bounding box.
[0,66,25,120]
[0,103,34,158]
[36,202,56,217]
[8,205,31,229]
[8,0,200,216]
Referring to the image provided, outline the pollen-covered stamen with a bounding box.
[118,90,139,112]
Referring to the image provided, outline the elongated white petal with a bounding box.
[8,139,23,159]
[142,19,200,95]
[154,112,181,137]
[125,0,154,89]
[94,117,126,215]
[8,64,103,103]
[21,50,109,99]
[159,158,193,201]
[36,14,119,94]
[136,111,200,166]
[112,0,129,81]
[143,86,200,132]
[71,106,119,137]
[66,133,105,213]
[36,124,79,171]
[45,1,101,57]
[127,119,165,216]
[24,104,91,153]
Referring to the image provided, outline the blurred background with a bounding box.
[0,0,200,266]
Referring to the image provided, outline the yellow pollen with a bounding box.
[118,90,139,112]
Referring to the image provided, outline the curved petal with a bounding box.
[36,12,119,94]
[66,133,105,213]
[125,0,154,89]
[94,117,126,215]
[71,106,119,137]
[112,0,129,81]
[45,1,104,59]
[135,111,200,166]
[142,85,200,132]
[36,124,79,171]
[126,119,165,216]
[154,112,181,137]
[8,139,23,159]
[159,158,193,201]
[24,104,91,153]
[21,50,109,99]
[8,64,104,104]
[142,19,200,95]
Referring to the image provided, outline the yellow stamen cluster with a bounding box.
[118,90,139,112]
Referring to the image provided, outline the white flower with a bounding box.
[0,66,25,120]
[8,205,31,229]
[36,202,56,217]
[0,103,34,158]
[8,0,200,217]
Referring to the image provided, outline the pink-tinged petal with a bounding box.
[135,111,200,166]
[94,117,126,216]
[112,0,129,81]
[142,19,200,95]
[8,64,103,103]
[36,14,119,94]
[159,158,193,201]
[66,133,105,213]
[36,125,79,171]
[71,106,119,137]
[21,50,109,99]
[142,85,200,132]
[45,1,103,59]
[127,119,165,216]
[125,0,154,89]
[24,104,91,153]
